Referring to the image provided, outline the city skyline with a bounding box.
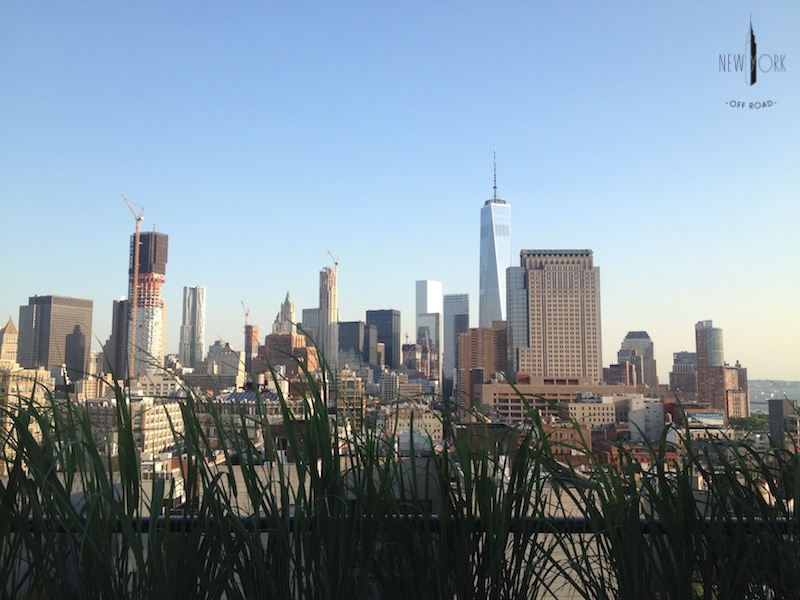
[1,3,798,382]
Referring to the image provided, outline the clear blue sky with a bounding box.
[2,1,798,382]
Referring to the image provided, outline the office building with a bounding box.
[339,320,377,366]
[179,286,205,368]
[456,321,508,407]
[669,351,697,395]
[515,250,602,383]
[443,294,469,394]
[617,331,658,388]
[416,280,443,382]
[319,264,338,372]
[300,308,319,346]
[366,309,401,370]
[17,295,93,381]
[128,231,169,377]
[479,155,512,328]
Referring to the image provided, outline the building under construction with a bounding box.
[128,230,169,377]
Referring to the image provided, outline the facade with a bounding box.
[669,351,697,395]
[456,322,508,408]
[505,266,528,372]
[244,324,259,374]
[255,332,320,379]
[478,379,639,425]
[628,397,666,442]
[478,161,512,328]
[178,286,206,368]
[128,231,169,377]
[515,250,602,382]
[300,308,319,348]
[366,309,401,369]
[617,331,658,387]
[17,295,94,381]
[0,366,56,476]
[443,294,469,386]
[415,280,443,382]
[339,320,375,366]
[104,299,129,378]
[0,317,18,366]
[318,265,339,372]
[336,367,365,428]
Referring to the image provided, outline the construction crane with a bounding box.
[122,194,144,381]
[241,301,250,326]
[327,250,339,269]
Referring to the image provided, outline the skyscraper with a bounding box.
[443,293,469,387]
[272,292,296,334]
[695,320,748,418]
[366,309,401,370]
[0,317,18,366]
[416,280,443,382]
[479,154,511,328]
[128,230,168,377]
[505,265,528,372]
[17,295,93,380]
[695,320,724,370]
[179,286,206,368]
[618,331,658,387]
[319,264,338,372]
[516,250,602,382]
[669,351,697,394]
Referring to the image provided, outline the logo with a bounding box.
[719,18,785,86]
[719,17,786,109]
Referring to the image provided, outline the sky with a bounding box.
[1,1,799,383]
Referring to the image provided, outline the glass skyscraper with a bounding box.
[479,169,511,329]
[179,286,206,368]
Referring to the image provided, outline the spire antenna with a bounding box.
[493,148,498,200]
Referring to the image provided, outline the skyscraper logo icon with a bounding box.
[718,16,785,88]
[745,19,757,86]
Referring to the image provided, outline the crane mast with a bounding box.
[122,195,144,381]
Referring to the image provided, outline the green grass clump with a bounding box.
[1,366,798,599]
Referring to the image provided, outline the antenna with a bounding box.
[493,148,498,200]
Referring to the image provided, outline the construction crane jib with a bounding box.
[122,194,144,382]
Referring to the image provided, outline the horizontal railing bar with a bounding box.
[16,514,800,535]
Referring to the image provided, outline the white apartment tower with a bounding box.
[479,153,512,328]
[179,286,205,368]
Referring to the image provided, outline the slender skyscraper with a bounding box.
[179,286,205,368]
[319,264,338,372]
[746,17,757,86]
[479,152,512,328]
[128,230,168,376]
[443,293,469,384]
[416,280,443,382]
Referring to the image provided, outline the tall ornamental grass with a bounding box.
[1,366,798,599]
